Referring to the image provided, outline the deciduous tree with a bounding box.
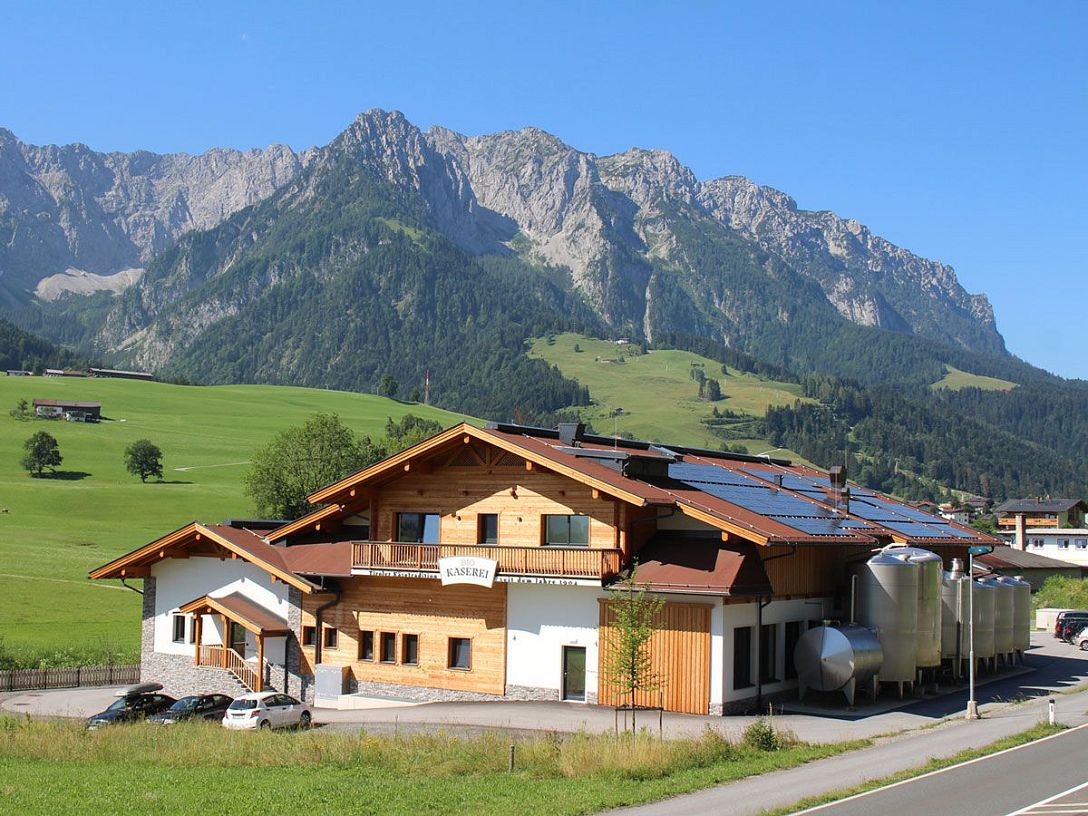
[602,564,665,732]
[124,439,164,482]
[21,431,62,477]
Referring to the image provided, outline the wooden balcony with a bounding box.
[351,542,622,582]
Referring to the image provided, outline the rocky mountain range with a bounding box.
[1,110,1004,362]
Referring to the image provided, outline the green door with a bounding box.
[562,646,586,702]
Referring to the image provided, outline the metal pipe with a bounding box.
[120,578,144,596]
[849,574,857,624]
[312,581,342,666]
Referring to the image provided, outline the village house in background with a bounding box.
[997,498,1088,568]
[91,422,999,715]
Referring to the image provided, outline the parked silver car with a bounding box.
[222,691,312,730]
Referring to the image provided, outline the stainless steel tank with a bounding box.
[980,575,1015,658]
[857,550,919,683]
[940,562,970,659]
[998,575,1032,653]
[972,579,996,659]
[794,624,883,706]
[884,546,942,668]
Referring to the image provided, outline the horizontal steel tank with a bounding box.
[794,624,883,706]
[998,575,1032,653]
[857,550,919,683]
[885,546,942,668]
[979,576,1015,659]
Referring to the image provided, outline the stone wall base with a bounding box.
[141,652,249,699]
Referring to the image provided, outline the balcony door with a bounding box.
[562,646,586,702]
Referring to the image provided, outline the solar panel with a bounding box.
[881,521,958,538]
[669,462,765,487]
[770,516,871,536]
[862,497,945,524]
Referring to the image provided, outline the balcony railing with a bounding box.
[351,542,622,581]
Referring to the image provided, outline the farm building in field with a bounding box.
[32,399,101,422]
[88,367,155,381]
[6,369,31,376]
[91,422,998,714]
[43,368,89,378]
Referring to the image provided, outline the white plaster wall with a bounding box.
[506,584,726,706]
[722,597,833,703]
[506,584,606,697]
[151,557,290,665]
[1023,531,1088,566]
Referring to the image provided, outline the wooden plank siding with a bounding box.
[760,544,873,598]
[299,576,507,694]
[597,601,712,715]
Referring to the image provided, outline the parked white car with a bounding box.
[221,692,312,730]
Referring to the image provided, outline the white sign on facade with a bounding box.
[438,556,498,588]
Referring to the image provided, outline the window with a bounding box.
[1059,539,1070,550]
[172,614,187,644]
[397,512,440,544]
[380,632,397,663]
[478,513,499,545]
[1032,539,1044,549]
[402,634,419,666]
[733,626,753,689]
[302,626,316,647]
[543,514,590,546]
[784,621,803,680]
[323,627,339,649]
[448,637,471,670]
[359,630,374,661]
[1076,540,1087,550]
[760,624,778,683]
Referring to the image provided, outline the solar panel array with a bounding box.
[669,462,874,538]
[671,461,973,540]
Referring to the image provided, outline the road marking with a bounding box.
[1008,781,1088,815]
[0,573,129,591]
[789,721,1088,815]
[174,461,250,472]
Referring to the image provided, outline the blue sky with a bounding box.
[2,2,1085,378]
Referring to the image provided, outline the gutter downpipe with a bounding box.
[755,544,796,712]
[312,578,342,667]
[120,578,144,596]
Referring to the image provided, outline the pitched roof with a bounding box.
[994,499,1087,514]
[632,536,773,596]
[977,546,1086,571]
[178,592,290,635]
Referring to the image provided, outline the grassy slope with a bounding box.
[931,364,1017,392]
[0,377,467,659]
[528,333,809,454]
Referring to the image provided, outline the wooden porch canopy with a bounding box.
[179,592,290,693]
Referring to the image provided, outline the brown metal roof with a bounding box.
[32,399,101,409]
[632,536,773,596]
[978,546,1087,571]
[281,542,354,577]
[179,592,290,635]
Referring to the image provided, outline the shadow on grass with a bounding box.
[35,471,92,481]
[151,480,193,485]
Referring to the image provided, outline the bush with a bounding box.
[1032,575,1088,611]
[742,717,782,752]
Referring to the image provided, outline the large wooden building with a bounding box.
[92,422,997,714]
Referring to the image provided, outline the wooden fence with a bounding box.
[0,664,140,692]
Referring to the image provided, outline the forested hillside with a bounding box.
[0,318,93,372]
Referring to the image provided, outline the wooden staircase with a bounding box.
[196,645,270,692]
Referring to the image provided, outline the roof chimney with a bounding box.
[557,422,585,446]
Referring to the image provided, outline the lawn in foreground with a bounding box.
[0,377,468,663]
[0,719,856,816]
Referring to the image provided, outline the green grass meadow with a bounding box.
[0,376,467,664]
[529,333,810,454]
[0,718,858,816]
[931,365,1017,392]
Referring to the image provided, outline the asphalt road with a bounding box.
[792,722,1088,816]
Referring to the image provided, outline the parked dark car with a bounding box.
[86,683,176,729]
[1054,611,1088,642]
[148,694,234,725]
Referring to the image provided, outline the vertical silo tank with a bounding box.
[941,560,970,659]
[885,546,943,668]
[998,575,1032,653]
[980,575,1015,658]
[972,578,996,659]
[857,550,919,683]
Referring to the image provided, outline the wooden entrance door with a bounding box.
[562,646,586,701]
[229,622,247,655]
[597,601,712,715]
